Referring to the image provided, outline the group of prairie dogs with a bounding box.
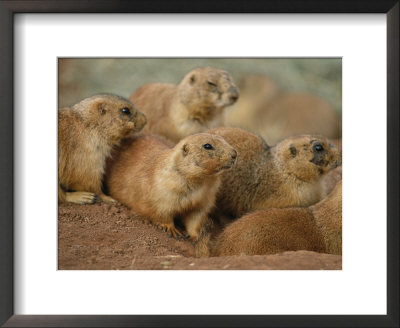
[59,66,342,258]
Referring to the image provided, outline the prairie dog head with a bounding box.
[179,67,239,111]
[174,133,237,178]
[74,94,147,143]
[275,135,342,182]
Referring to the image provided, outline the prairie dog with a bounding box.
[224,74,341,144]
[130,66,239,142]
[258,92,342,144]
[58,94,147,204]
[212,181,342,256]
[208,127,341,219]
[106,133,237,256]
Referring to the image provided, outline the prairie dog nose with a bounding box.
[228,87,239,101]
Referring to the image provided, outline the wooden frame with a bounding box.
[0,1,398,326]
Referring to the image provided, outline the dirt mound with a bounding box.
[58,202,341,270]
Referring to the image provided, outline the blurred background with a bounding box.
[59,58,341,144]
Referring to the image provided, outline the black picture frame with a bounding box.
[0,1,398,327]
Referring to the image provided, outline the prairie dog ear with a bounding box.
[182,144,189,156]
[189,74,196,85]
[97,102,106,115]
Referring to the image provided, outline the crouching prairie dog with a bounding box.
[130,67,239,143]
[224,74,341,144]
[58,94,147,204]
[258,92,342,144]
[224,74,282,131]
[212,181,342,256]
[208,127,341,219]
[106,132,237,255]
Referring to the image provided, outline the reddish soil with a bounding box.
[58,202,341,270]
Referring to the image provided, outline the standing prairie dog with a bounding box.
[130,67,239,142]
[58,94,147,204]
[208,127,342,219]
[212,181,342,256]
[106,132,237,254]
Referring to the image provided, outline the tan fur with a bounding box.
[106,133,237,256]
[330,138,342,150]
[130,67,239,142]
[258,92,342,143]
[310,181,342,254]
[322,165,342,196]
[223,74,341,144]
[224,74,282,131]
[212,181,342,256]
[208,127,341,219]
[58,94,147,204]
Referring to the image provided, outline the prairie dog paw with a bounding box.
[65,191,97,204]
[156,223,184,239]
[99,193,117,203]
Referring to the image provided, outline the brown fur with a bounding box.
[130,67,239,142]
[208,127,342,219]
[224,74,341,144]
[212,181,342,256]
[106,133,237,256]
[58,94,147,204]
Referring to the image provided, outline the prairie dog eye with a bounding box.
[203,143,214,150]
[313,144,324,152]
[207,81,217,87]
[121,107,131,115]
[289,146,297,157]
